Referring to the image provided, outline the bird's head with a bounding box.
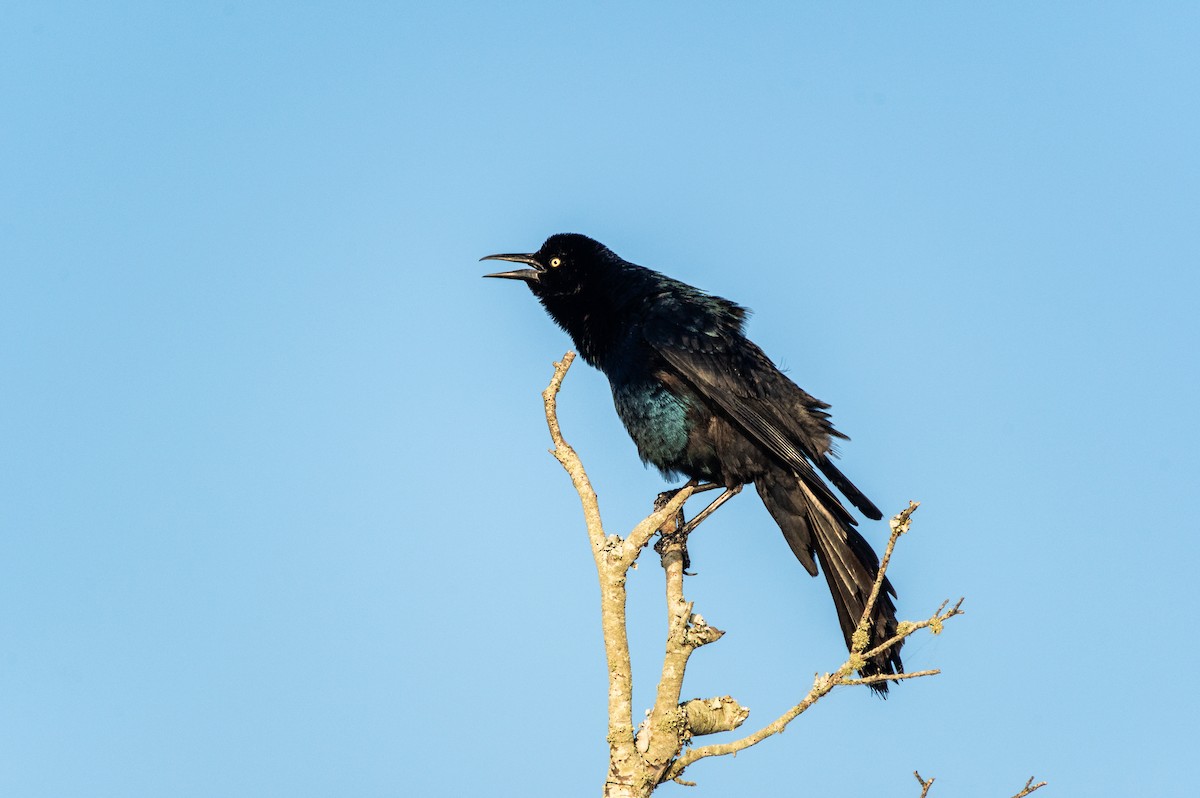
[481,233,615,297]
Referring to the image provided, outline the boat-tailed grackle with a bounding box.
[484,233,901,691]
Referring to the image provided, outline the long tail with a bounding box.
[755,467,902,694]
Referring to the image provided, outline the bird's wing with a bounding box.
[643,298,880,520]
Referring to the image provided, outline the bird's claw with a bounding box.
[654,479,704,512]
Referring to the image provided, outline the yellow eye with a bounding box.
[549,257,562,268]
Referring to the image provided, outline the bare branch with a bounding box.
[638,503,723,776]
[864,598,965,662]
[660,586,966,784]
[535,358,1027,796]
[542,353,642,783]
[542,352,605,559]
[852,500,918,653]
[679,696,749,737]
[842,668,940,687]
[542,354,730,796]
[663,671,841,781]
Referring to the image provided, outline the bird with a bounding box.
[483,233,901,691]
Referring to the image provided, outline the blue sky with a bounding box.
[2,2,1198,796]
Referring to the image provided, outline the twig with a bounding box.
[542,352,605,557]
[852,500,917,653]
[1012,776,1049,797]
[914,771,1047,798]
[864,598,965,662]
[843,668,940,687]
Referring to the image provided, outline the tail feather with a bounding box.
[816,455,883,521]
[755,468,902,694]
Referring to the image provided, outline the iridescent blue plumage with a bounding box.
[612,378,691,477]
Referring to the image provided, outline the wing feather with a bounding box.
[643,300,878,520]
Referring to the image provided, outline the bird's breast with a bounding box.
[610,378,691,473]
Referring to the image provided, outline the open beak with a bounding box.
[481,252,543,282]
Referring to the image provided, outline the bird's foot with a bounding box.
[654,479,721,511]
[652,482,740,573]
[653,481,696,570]
[655,479,695,511]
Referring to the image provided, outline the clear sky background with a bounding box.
[3,3,1198,796]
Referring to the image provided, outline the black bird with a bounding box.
[483,233,901,690]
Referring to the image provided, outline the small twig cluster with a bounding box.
[915,771,1047,798]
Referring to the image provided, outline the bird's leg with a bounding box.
[680,484,743,536]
